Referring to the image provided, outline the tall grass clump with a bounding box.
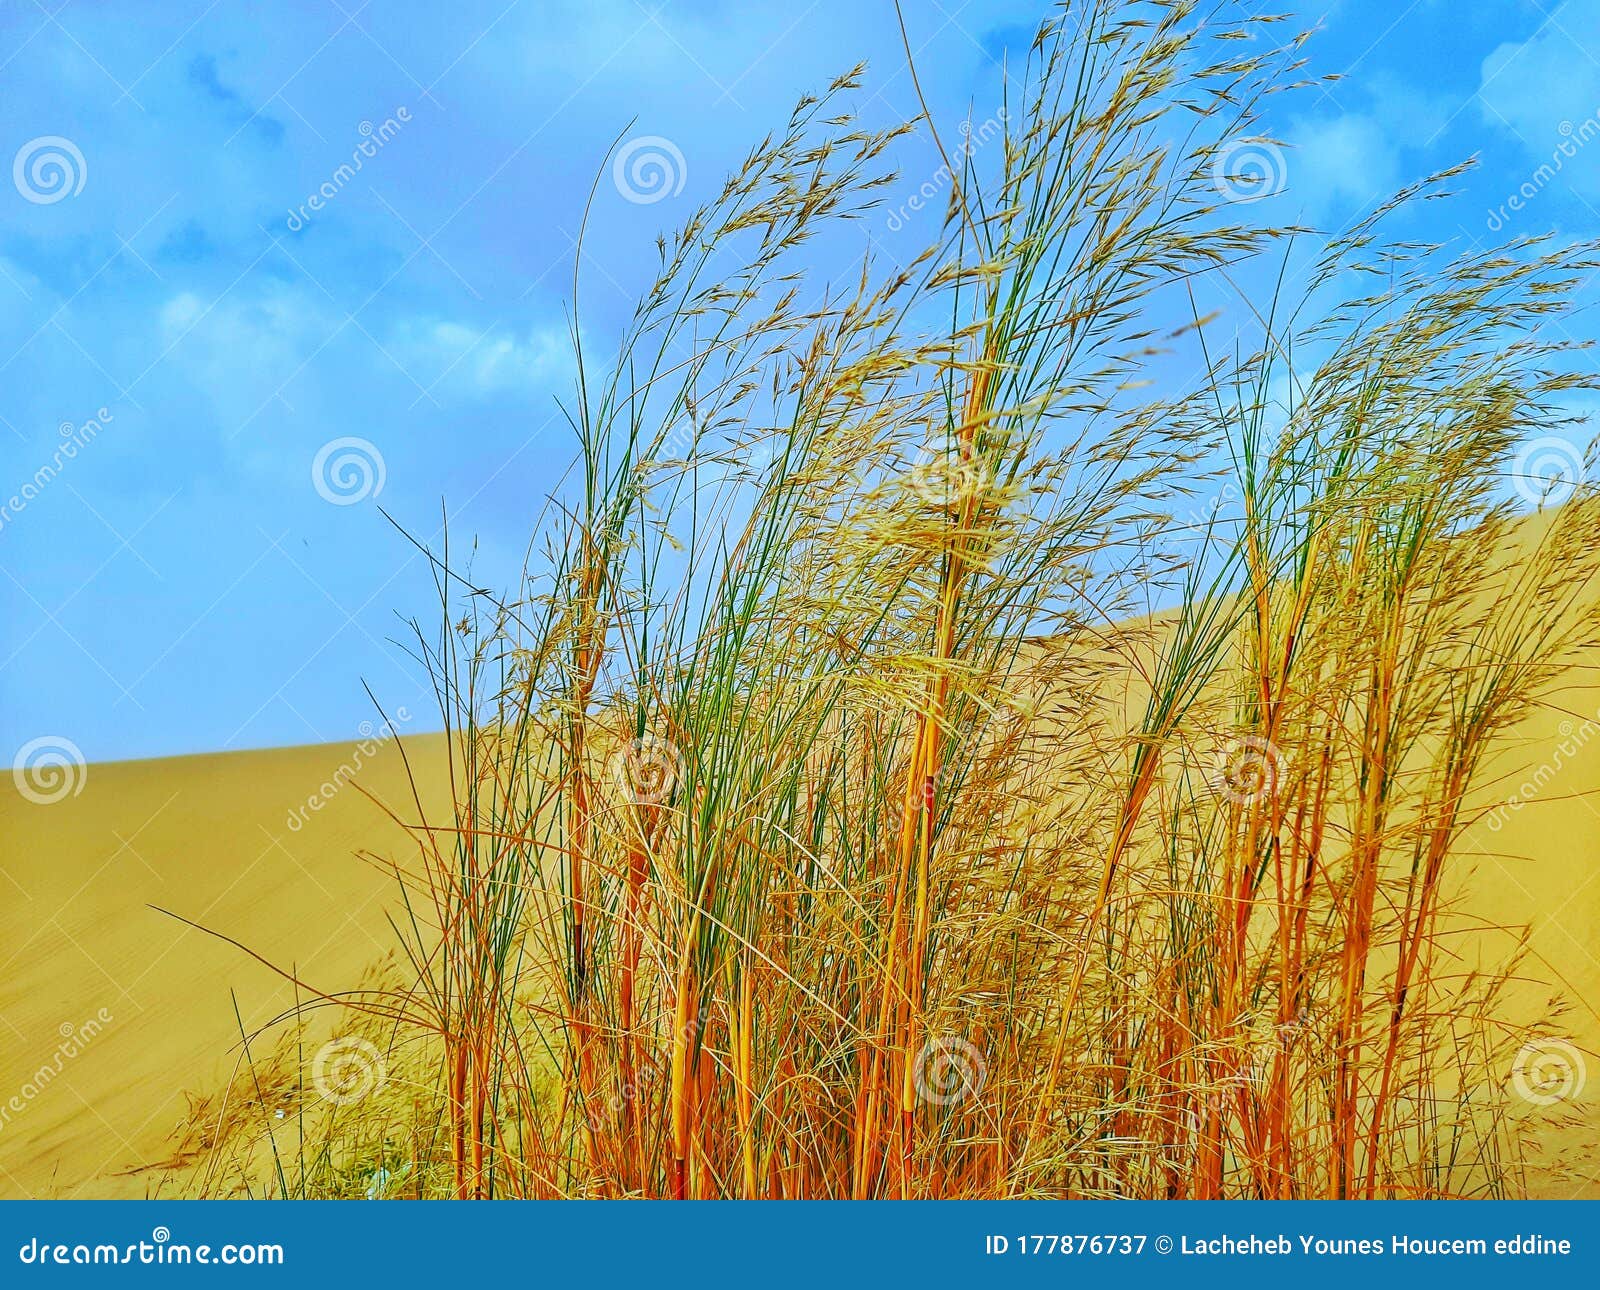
[182,0,1600,1199]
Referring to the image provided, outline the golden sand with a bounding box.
[2,668,1595,1198]
[0,734,449,1198]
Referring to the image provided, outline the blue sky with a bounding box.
[2,0,1598,763]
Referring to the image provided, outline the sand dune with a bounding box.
[0,733,449,1198]
[1455,673,1600,1197]
[2,653,1596,1198]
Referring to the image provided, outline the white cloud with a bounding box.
[156,285,335,431]
[387,318,574,399]
[1283,76,1455,219]
[1480,3,1600,138]
[1288,114,1401,212]
[153,287,574,428]
[1478,2,1600,199]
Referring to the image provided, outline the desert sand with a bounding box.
[2,655,1596,1198]
[0,733,449,1198]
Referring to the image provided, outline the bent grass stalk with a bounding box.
[174,0,1600,1201]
